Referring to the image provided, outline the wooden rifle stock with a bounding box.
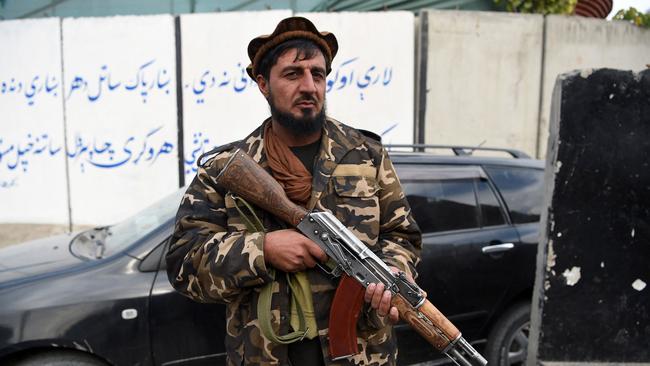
[216,149,308,226]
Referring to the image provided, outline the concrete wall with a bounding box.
[423,10,544,156]
[63,15,180,226]
[419,10,650,159]
[537,16,650,157]
[0,18,68,226]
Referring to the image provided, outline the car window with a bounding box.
[477,179,507,227]
[484,166,544,224]
[402,179,479,234]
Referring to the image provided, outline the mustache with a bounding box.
[295,95,318,104]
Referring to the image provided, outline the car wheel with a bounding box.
[10,350,107,366]
[486,302,530,366]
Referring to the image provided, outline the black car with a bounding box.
[0,146,544,366]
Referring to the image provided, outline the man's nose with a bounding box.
[299,73,317,94]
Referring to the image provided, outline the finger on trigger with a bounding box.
[303,255,316,268]
[306,240,328,262]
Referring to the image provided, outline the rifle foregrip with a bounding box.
[391,295,460,351]
[216,149,308,227]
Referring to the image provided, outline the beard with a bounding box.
[268,93,326,137]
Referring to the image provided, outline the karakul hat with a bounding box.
[246,16,338,79]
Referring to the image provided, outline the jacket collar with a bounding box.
[238,117,367,210]
[238,118,269,169]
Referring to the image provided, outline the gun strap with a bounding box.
[230,194,315,344]
[259,270,313,344]
[230,194,266,234]
[289,271,318,340]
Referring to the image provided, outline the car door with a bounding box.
[393,164,521,364]
[144,239,228,366]
[482,165,545,307]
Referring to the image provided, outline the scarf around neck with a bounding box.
[263,121,315,207]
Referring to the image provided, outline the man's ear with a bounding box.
[256,75,269,98]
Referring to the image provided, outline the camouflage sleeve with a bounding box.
[165,158,272,304]
[376,148,422,280]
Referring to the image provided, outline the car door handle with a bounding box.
[481,243,515,254]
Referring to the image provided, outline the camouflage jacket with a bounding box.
[166,118,422,366]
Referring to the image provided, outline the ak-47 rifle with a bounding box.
[216,149,487,366]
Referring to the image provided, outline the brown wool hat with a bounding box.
[246,16,338,79]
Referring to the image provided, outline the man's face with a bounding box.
[257,47,327,136]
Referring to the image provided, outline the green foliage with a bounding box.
[493,0,576,14]
[614,7,650,28]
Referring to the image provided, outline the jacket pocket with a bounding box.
[332,175,379,198]
[331,174,381,245]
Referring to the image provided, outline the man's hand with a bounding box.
[364,267,418,324]
[263,229,327,272]
[365,282,400,324]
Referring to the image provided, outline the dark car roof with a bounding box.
[388,151,545,170]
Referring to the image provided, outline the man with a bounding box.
[166,17,421,366]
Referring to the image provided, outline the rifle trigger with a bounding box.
[316,262,342,278]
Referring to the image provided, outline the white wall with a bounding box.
[0,18,68,224]
[181,11,415,183]
[1,11,416,227]
[62,15,179,225]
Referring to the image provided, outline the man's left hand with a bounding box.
[364,266,408,324]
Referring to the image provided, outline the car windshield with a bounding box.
[70,187,186,260]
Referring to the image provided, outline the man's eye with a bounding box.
[285,72,298,78]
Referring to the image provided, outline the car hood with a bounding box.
[0,233,84,285]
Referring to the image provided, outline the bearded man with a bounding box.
[166,17,421,366]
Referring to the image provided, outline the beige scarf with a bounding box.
[263,122,312,207]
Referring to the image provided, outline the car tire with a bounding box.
[11,350,107,366]
[486,302,530,366]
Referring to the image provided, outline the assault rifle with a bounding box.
[216,149,487,366]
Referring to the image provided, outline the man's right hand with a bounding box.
[263,229,328,272]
